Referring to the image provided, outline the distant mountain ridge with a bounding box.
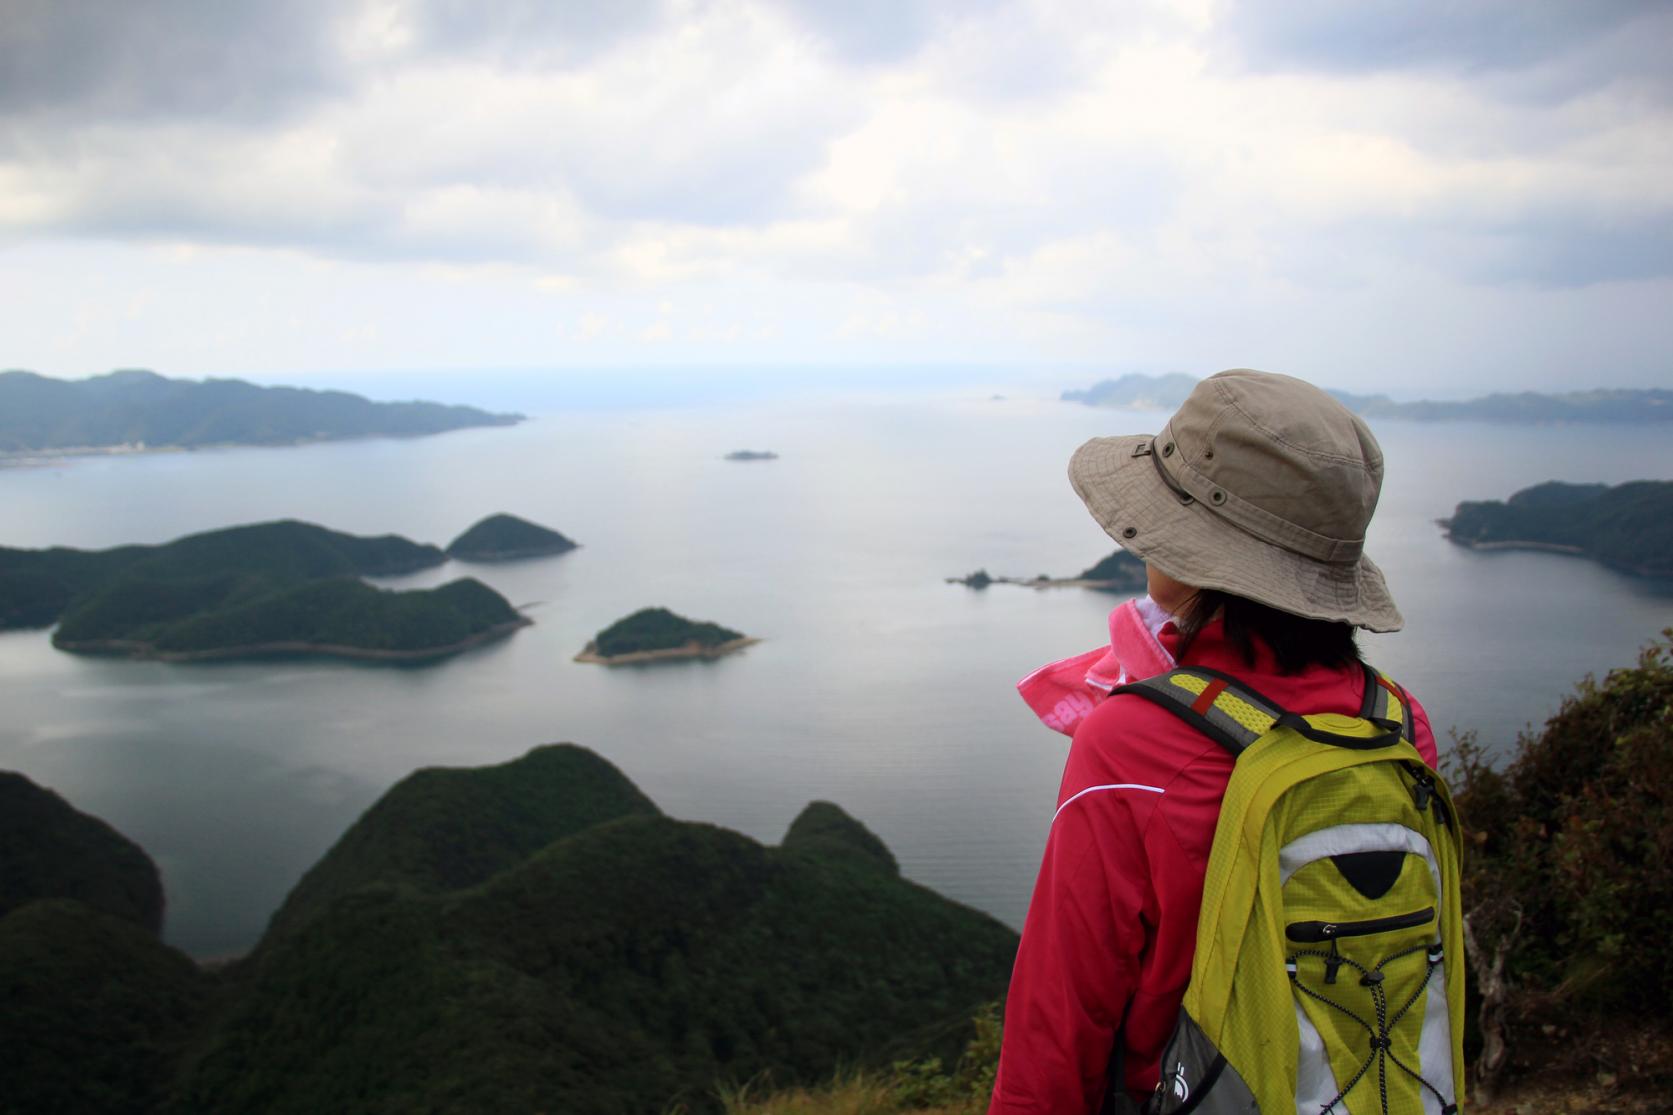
[0,368,522,455]
[1063,372,1673,423]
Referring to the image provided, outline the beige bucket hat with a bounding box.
[1068,369,1402,632]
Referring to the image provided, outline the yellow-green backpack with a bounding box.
[1117,664,1465,1115]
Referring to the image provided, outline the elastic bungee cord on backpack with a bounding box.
[1285,941,1457,1115]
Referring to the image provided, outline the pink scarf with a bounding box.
[1017,596,1177,736]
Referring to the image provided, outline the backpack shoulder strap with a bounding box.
[1357,665,1417,745]
[1112,666,1291,758]
[1114,663,1415,758]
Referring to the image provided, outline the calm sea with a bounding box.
[3,388,1671,957]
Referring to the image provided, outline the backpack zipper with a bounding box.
[1285,906,1435,943]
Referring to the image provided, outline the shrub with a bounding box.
[1449,630,1673,1091]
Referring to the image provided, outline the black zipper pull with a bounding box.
[1324,938,1343,985]
[1406,764,1434,813]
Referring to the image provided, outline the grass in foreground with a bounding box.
[720,1005,999,1115]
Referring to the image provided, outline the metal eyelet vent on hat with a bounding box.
[1121,526,1138,539]
[1211,490,1227,505]
[1161,442,1175,457]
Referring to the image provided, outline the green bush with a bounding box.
[1450,629,1673,1013]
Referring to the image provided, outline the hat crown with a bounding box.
[1164,371,1383,562]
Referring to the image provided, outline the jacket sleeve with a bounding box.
[989,772,1154,1114]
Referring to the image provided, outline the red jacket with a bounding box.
[990,620,1437,1114]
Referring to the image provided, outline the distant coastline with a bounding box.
[0,429,518,465]
[574,636,760,665]
[0,369,522,459]
[945,573,1138,592]
[56,617,534,663]
[1061,372,1673,424]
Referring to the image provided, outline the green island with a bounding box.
[577,606,757,665]
[947,548,1147,593]
[0,368,521,457]
[7,639,1672,1111]
[0,745,1017,1113]
[0,520,530,662]
[446,512,578,561]
[1441,480,1673,577]
[1063,371,1673,424]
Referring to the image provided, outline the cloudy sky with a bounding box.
[2,0,1669,395]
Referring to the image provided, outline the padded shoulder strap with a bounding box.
[1357,664,1417,745]
[1113,667,1291,757]
[1115,663,1414,758]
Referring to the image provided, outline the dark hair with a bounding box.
[1173,589,1361,675]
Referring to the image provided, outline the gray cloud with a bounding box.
[1224,0,1664,77]
[1459,212,1673,287]
[0,0,350,121]
[777,0,1002,63]
[400,0,673,67]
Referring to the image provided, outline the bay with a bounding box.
[3,387,1671,957]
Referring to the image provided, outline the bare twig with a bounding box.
[1463,901,1523,1103]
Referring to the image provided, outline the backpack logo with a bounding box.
[1166,1064,1189,1103]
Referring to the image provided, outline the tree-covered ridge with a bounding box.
[593,606,747,657]
[178,754,1017,1114]
[0,900,210,1115]
[0,771,164,932]
[1442,480,1673,576]
[1,745,1015,1113]
[446,512,578,561]
[0,368,521,454]
[266,744,661,939]
[0,520,528,661]
[58,575,523,659]
[0,519,444,632]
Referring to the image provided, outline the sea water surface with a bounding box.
[3,389,1671,956]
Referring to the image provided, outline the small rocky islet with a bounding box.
[576,606,757,665]
[445,513,579,561]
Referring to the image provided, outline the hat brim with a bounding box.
[1068,434,1403,633]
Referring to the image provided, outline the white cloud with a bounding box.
[0,0,1668,389]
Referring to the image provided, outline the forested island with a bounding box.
[0,745,1016,1113]
[576,606,757,664]
[1441,480,1673,577]
[0,520,530,661]
[947,548,1147,592]
[724,449,779,461]
[1062,371,1673,423]
[446,513,578,561]
[0,369,521,457]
